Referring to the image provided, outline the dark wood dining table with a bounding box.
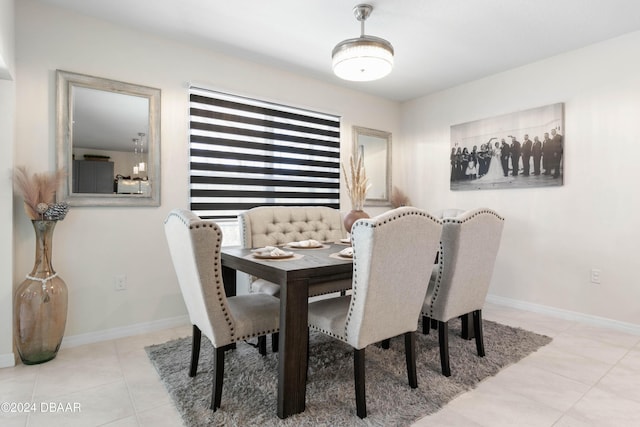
[220,243,353,419]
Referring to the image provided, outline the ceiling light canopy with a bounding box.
[332,4,394,82]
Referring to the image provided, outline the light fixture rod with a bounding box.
[354,4,372,37]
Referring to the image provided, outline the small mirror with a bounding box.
[353,126,392,206]
[56,70,161,206]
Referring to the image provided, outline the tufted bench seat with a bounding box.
[239,206,351,297]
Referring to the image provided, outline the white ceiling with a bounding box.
[40,0,640,102]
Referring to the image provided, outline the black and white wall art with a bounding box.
[450,103,564,191]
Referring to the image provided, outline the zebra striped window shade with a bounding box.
[189,87,341,220]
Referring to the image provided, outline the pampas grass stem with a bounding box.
[13,167,66,220]
[342,154,371,211]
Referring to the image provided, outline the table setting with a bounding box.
[251,246,295,259]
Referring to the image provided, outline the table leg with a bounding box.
[277,278,308,418]
[222,265,237,350]
[221,265,236,297]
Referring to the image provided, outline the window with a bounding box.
[189,87,341,242]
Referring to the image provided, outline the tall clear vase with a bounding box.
[14,220,68,365]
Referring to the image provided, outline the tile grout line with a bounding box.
[113,339,142,427]
[25,363,40,427]
[549,333,636,426]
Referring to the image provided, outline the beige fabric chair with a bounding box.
[239,206,351,297]
[421,208,504,377]
[164,209,280,411]
[307,207,442,418]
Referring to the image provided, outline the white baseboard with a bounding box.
[24,295,640,354]
[0,352,16,368]
[61,315,190,349]
[486,294,640,336]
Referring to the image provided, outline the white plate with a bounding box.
[339,238,351,244]
[287,242,323,249]
[338,248,354,258]
[252,251,294,259]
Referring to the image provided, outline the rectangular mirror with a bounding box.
[56,70,161,206]
[353,126,392,206]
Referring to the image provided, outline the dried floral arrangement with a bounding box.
[13,166,69,221]
[342,155,371,211]
[390,186,411,208]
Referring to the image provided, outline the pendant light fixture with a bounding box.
[132,137,140,175]
[332,4,394,82]
[137,132,146,173]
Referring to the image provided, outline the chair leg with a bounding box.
[211,346,225,411]
[354,348,367,418]
[271,332,279,353]
[404,332,417,388]
[422,315,430,334]
[473,310,485,357]
[438,320,451,377]
[189,325,201,377]
[460,313,474,340]
[381,338,390,349]
[258,335,267,356]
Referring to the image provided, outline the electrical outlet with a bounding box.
[590,269,601,284]
[114,275,127,291]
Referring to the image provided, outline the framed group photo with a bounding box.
[450,103,564,191]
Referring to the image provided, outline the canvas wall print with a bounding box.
[450,103,564,191]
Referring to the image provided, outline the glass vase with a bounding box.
[14,220,68,365]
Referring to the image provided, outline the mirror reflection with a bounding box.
[56,70,161,206]
[353,126,392,206]
[72,87,150,194]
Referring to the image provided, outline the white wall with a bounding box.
[13,0,400,341]
[400,31,640,326]
[0,0,15,368]
[0,0,13,79]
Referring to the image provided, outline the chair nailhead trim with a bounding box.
[207,230,237,339]
[442,208,505,225]
[346,208,441,340]
[167,210,241,341]
[309,325,348,343]
[234,328,279,343]
[426,241,445,318]
[423,208,504,319]
[171,211,283,346]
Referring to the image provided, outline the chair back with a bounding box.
[239,206,346,248]
[164,209,235,348]
[426,208,504,322]
[345,207,442,349]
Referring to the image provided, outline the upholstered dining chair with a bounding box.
[239,205,351,297]
[421,208,504,377]
[307,207,442,418]
[164,209,280,411]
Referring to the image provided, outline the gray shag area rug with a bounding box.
[146,319,551,426]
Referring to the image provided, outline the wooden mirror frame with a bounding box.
[56,70,161,206]
[353,126,392,206]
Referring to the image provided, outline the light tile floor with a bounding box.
[1,302,639,426]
